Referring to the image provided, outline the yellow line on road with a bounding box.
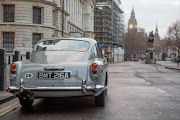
[0,102,20,117]
[0,102,19,113]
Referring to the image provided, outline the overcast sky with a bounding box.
[118,0,180,38]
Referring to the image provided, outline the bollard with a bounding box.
[26,52,30,59]
[0,48,6,91]
[13,51,20,62]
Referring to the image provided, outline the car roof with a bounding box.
[39,37,97,44]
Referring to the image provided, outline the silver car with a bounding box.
[7,38,108,107]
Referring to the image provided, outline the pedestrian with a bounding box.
[177,56,180,67]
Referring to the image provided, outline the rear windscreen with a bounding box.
[36,40,90,52]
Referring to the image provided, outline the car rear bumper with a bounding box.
[6,79,107,98]
[6,85,106,97]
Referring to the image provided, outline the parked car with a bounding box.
[134,58,139,61]
[7,38,109,107]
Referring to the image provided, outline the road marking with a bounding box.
[145,81,152,86]
[0,102,18,113]
[0,102,20,117]
[156,88,170,96]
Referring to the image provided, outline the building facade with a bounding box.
[0,0,95,63]
[94,0,124,62]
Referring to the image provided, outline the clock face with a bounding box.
[129,24,133,29]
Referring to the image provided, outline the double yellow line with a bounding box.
[0,102,20,117]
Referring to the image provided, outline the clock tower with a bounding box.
[128,8,138,32]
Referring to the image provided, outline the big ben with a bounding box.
[128,8,138,32]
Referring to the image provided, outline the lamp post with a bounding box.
[62,0,64,37]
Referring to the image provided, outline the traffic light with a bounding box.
[145,51,148,55]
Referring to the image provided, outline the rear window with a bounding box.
[36,40,90,52]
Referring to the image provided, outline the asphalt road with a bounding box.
[1,61,180,120]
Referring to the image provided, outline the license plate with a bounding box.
[38,72,71,79]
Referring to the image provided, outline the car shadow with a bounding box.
[19,96,106,115]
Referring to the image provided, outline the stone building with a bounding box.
[0,0,95,63]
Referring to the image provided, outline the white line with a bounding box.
[145,81,152,86]
[156,88,171,96]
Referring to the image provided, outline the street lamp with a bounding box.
[62,0,64,37]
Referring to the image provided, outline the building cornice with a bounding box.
[55,7,70,16]
[0,22,56,29]
[13,0,58,6]
[68,21,84,32]
[84,31,95,35]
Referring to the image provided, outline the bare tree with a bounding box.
[125,27,147,59]
[167,20,180,56]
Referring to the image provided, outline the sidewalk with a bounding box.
[0,65,14,105]
[0,91,15,105]
[156,61,180,70]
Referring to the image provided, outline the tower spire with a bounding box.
[131,7,135,17]
[155,24,159,40]
[131,7,135,14]
[155,24,158,35]
[156,24,158,32]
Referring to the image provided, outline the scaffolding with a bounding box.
[94,5,112,48]
[94,0,124,54]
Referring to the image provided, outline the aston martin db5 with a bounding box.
[7,38,108,107]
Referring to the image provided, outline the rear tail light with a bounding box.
[94,87,97,90]
[8,88,11,91]
[92,69,97,74]
[10,63,16,74]
[92,63,98,74]
[92,63,97,69]
[11,63,16,69]
[11,69,16,74]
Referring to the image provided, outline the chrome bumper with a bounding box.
[6,85,106,92]
[6,79,107,94]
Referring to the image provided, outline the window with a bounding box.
[96,43,103,58]
[3,33,14,52]
[4,5,15,22]
[52,10,56,26]
[32,34,41,48]
[36,40,90,52]
[33,7,41,24]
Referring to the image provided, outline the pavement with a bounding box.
[0,65,14,105]
[0,91,15,105]
[0,61,180,120]
[156,61,180,70]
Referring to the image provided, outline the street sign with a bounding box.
[99,44,103,49]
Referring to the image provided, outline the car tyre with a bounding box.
[95,91,105,107]
[19,98,34,108]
